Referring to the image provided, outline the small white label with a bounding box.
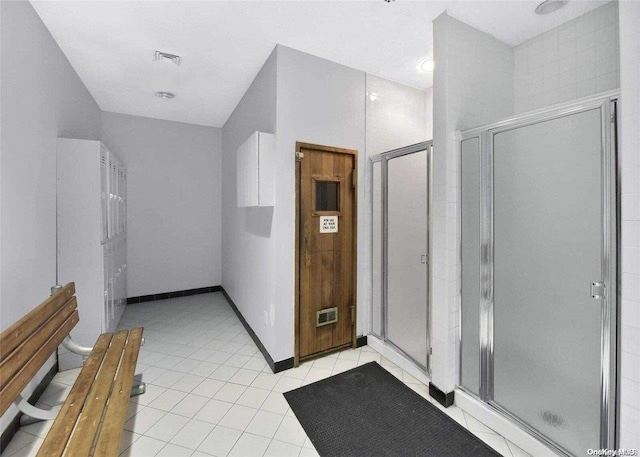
[319,216,338,233]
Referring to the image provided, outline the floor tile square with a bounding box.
[170,419,214,450]
[191,378,225,398]
[145,412,190,441]
[149,389,188,412]
[213,383,246,403]
[171,393,209,418]
[245,410,284,438]
[194,399,233,424]
[124,407,167,435]
[217,404,258,431]
[236,386,270,409]
[228,369,260,386]
[263,439,302,457]
[197,425,242,457]
[227,432,270,457]
[273,416,307,446]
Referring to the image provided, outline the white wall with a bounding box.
[0,1,102,431]
[221,49,278,358]
[222,45,429,363]
[101,112,222,297]
[514,1,619,113]
[431,11,514,393]
[275,45,367,361]
[618,0,640,448]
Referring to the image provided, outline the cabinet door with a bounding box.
[100,146,109,242]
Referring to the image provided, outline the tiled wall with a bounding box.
[618,0,640,449]
[431,12,514,392]
[514,2,619,113]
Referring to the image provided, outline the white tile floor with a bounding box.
[3,293,532,457]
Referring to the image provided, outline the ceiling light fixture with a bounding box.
[154,50,181,66]
[535,0,568,15]
[155,91,175,99]
[418,58,435,73]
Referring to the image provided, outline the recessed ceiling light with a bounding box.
[535,0,568,15]
[155,91,175,99]
[418,59,435,73]
[154,50,181,66]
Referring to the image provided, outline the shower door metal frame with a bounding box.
[457,91,619,455]
[370,141,433,374]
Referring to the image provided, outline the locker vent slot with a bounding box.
[316,307,338,327]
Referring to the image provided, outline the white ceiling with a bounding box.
[31,0,609,128]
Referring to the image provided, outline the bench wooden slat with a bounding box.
[36,333,114,457]
[0,297,78,391]
[63,330,129,456]
[0,283,75,359]
[93,328,144,457]
[0,311,79,416]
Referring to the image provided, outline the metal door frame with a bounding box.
[370,141,433,373]
[458,91,619,455]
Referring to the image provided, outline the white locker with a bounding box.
[57,138,127,354]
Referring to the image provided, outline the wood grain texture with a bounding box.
[297,143,357,359]
[0,298,77,391]
[0,283,75,359]
[63,330,129,456]
[0,311,79,416]
[93,328,143,457]
[37,333,114,457]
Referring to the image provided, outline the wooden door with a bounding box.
[296,143,357,361]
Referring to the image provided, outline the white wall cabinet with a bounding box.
[57,139,127,361]
[236,131,275,207]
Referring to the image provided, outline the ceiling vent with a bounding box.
[155,91,175,99]
[154,50,181,66]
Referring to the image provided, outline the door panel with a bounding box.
[371,161,383,337]
[299,146,356,359]
[460,137,481,395]
[492,109,604,454]
[386,150,428,367]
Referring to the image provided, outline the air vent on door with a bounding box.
[316,307,338,327]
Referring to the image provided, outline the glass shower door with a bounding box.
[386,149,429,368]
[492,108,606,455]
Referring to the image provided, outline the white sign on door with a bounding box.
[319,216,338,233]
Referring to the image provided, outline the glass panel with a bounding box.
[387,150,428,368]
[492,108,603,455]
[460,137,481,395]
[315,181,339,211]
[371,161,383,337]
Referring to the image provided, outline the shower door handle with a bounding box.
[591,282,605,299]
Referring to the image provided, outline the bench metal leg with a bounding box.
[130,374,146,397]
[16,395,60,426]
[61,335,93,356]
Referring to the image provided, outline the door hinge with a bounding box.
[591,282,606,299]
[351,169,357,189]
[349,304,355,324]
[295,151,304,162]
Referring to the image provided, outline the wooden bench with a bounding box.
[0,282,145,456]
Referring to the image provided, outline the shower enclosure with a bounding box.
[459,94,618,456]
[370,141,432,371]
